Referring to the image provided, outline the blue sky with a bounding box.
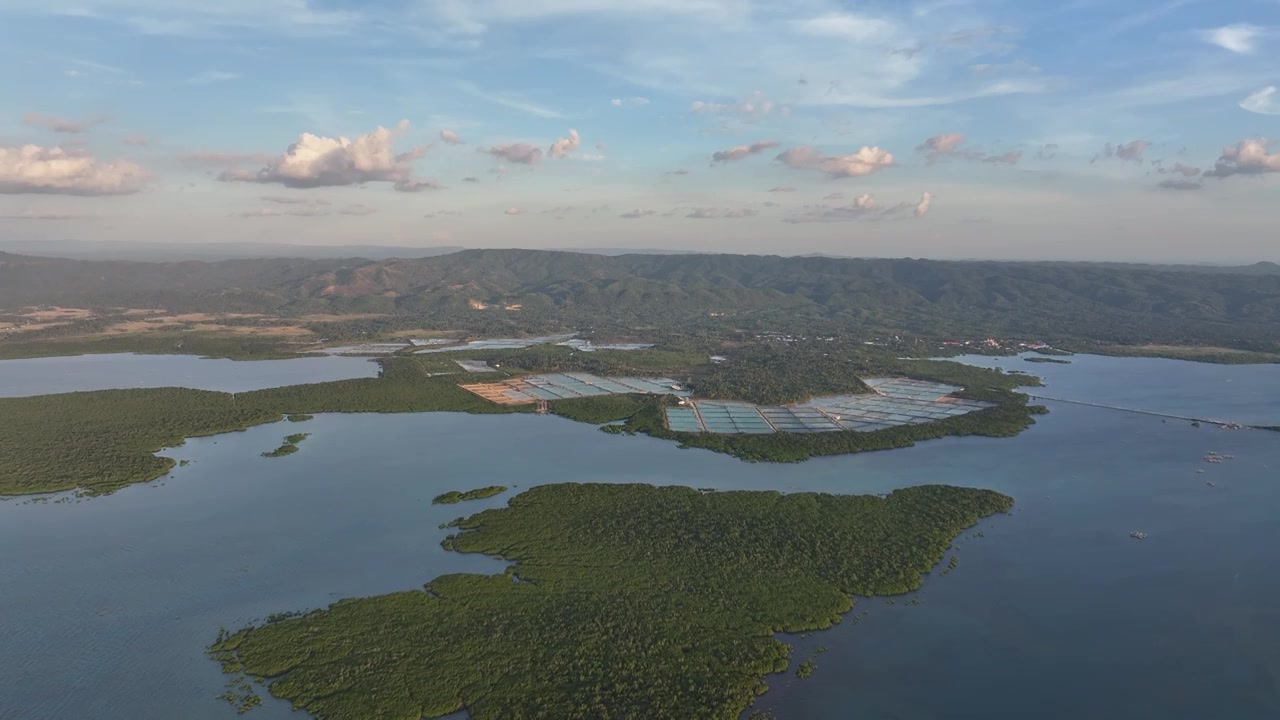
[0,0,1277,261]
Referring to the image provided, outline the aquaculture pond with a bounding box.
[0,353,378,398]
[1,355,1278,719]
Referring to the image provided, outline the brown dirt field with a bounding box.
[159,312,265,322]
[5,322,72,333]
[184,323,314,337]
[18,307,95,321]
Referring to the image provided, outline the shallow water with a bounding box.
[0,353,377,398]
[1,355,1277,720]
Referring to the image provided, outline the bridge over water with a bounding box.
[1025,394,1253,428]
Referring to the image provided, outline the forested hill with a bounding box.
[2,249,1278,346]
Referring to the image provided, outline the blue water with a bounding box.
[0,353,377,398]
[0,355,1277,719]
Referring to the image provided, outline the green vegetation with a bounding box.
[5,249,1280,359]
[210,482,1013,720]
[1025,357,1071,364]
[692,345,870,404]
[550,394,649,424]
[796,659,817,679]
[432,486,508,505]
[286,414,314,423]
[262,433,311,458]
[0,358,530,496]
[1063,342,1280,365]
[0,346,1045,495]
[0,333,302,361]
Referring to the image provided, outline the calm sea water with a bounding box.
[0,355,1277,720]
[0,353,377,398]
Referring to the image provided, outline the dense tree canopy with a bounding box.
[211,483,1014,720]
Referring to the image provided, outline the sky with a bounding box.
[1,0,1278,262]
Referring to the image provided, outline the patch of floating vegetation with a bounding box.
[432,485,508,505]
[209,482,1011,720]
[286,414,314,423]
[796,659,817,679]
[1024,357,1072,364]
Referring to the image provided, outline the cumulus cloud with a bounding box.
[769,185,797,192]
[1157,180,1202,191]
[611,97,650,107]
[982,150,1023,165]
[712,140,780,163]
[620,209,657,218]
[439,130,465,145]
[504,207,523,215]
[549,129,581,159]
[1240,86,1280,115]
[0,144,146,195]
[775,145,894,178]
[784,191,931,223]
[485,143,542,165]
[1202,24,1263,54]
[916,133,966,163]
[24,112,107,134]
[218,121,429,189]
[915,191,933,218]
[1204,138,1280,178]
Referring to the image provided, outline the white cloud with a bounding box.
[484,143,542,165]
[218,120,428,188]
[776,145,895,178]
[0,144,146,195]
[711,140,779,163]
[789,13,897,43]
[549,129,581,159]
[1201,24,1264,54]
[783,191,930,223]
[915,191,933,218]
[504,207,523,215]
[1240,86,1280,116]
[1205,138,1280,178]
[440,130,466,145]
[611,97,650,107]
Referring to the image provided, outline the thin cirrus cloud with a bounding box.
[0,144,146,195]
[1239,86,1280,115]
[121,134,150,147]
[776,146,894,178]
[1157,180,1202,191]
[611,97,650,107]
[620,209,657,218]
[1204,138,1280,178]
[233,202,376,218]
[711,140,780,163]
[217,120,429,190]
[769,186,797,192]
[24,112,107,134]
[439,130,465,145]
[181,151,275,166]
[1156,162,1201,178]
[783,192,931,223]
[982,150,1023,165]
